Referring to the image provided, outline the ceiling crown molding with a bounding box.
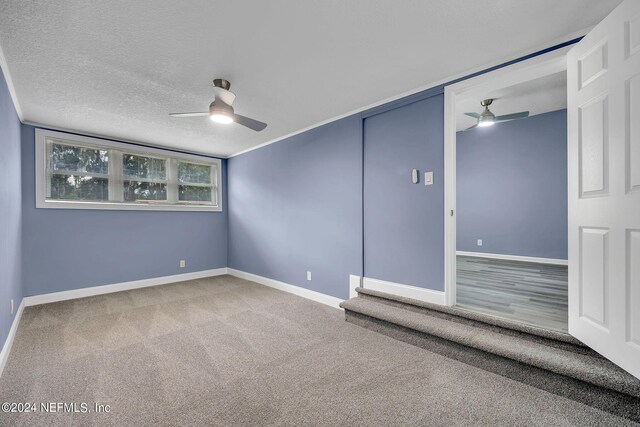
[0,39,24,121]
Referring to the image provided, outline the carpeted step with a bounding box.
[340,293,640,400]
[356,286,582,345]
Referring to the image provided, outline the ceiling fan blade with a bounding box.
[464,112,481,118]
[234,114,267,131]
[495,111,529,122]
[464,124,478,131]
[169,112,210,117]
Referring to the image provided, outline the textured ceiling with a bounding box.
[456,72,567,131]
[0,0,621,157]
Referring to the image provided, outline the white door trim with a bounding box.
[443,48,570,306]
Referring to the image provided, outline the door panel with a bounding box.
[628,72,640,192]
[629,229,640,346]
[579,227,609,328]
[578,41,608,89]
[363,95,444,291]
[568,0,640,379]
[578,94,608,196]
[625,15,640,58]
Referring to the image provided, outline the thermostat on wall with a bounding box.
[412,169,419,184]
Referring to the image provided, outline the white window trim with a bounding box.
[35,129,223,212]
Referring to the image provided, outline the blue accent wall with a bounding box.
[20,125,228,296]
[0,67,22,350]
[228,116,363,300]
[363,94,445,290]
[456,110,568,260]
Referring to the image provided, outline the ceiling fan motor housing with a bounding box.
[479,98,495,122]
[170,78,267,131]
[480,108,495,120]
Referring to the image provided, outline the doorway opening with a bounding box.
[444,50,569,332]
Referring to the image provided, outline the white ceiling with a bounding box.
[0,1,621,157]
[456,72,567,131]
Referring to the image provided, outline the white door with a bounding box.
[568,0,640,379]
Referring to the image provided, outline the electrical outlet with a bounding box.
[306,271,312,281]
[179,260,186,268]
[477,239,483,247]
[10,299,14,315]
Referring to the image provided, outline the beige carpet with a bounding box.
[0,275,635,426]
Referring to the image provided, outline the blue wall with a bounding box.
[457,110,568,259]
[227,94,446,297]
[364,95,445,290]
[8,39,576,307]
[228,116,363,300]
[20,125,228,296]
[0,67,22,350]
[226,42,578,299]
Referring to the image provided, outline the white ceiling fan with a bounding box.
[464,98,529,131]
[170,79,267,131]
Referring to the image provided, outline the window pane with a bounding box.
[50,143,108,174]
[178,162,211,184]
[179,185,212,202]
[123,154,166,180]
[124,181,167,202]
[50,174,109,201]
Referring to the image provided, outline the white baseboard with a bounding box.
[349,275,361,299]
[227,269,344,309]
[24,268,229,307]
[456,251,568,266]
[363,277,446,305]
[0,299,25,378]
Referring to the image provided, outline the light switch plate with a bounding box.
[424,171,433,185]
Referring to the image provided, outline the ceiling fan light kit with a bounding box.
[210,113,234,124]
[170,79,267,131]
[209,100,235,124]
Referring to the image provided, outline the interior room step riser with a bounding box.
[356,292,596,356]
[345,310,640,423]
[355,287,583,345]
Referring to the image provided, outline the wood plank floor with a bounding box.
[456,255,568,332]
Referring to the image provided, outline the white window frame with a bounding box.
[35,129,222,212]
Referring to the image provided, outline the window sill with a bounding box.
[36,199,223,212]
